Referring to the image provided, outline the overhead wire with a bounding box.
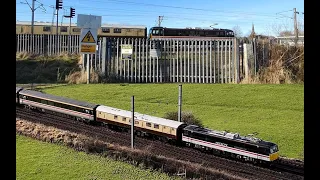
[16,1,297,27]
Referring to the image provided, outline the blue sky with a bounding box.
[16,0,304,36]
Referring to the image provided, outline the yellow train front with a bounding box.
[16,21,147,39]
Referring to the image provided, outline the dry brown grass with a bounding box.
[16,52,37,60]
[241,44,304,84]
[16,52,80,62]
[16,119,242,180]
[65,69,100,84]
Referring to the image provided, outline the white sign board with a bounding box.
[121,45,133,60]
[80,28,98,54]
[77,14,102,29]
[121,45,133,54]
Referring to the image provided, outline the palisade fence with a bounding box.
[17,34,242,83]
[16,34,81,55]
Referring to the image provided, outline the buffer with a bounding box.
[81,31,96,43]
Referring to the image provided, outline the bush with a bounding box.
[163,111,203,127]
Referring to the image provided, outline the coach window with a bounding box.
[114,28,121,33]
[60,27,68,32]
[43,26,51,32]
[72,28,81,32]
[122,117,126,121]
[114,115,118,120]
[146,122,151,127]
[154,124,159,129]
[135,120,139,125]
[34,97,41,103]
[69,106,75,111]
[48,101,54,106]
[102,28,110,33]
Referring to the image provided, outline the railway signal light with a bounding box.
[70,8,75,18]
[56,0,63,10]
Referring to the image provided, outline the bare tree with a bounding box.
[232,25,243,38]
[298,21,304,35]
[279,30,294,36]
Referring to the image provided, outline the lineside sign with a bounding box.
[77,14,101,54]
[121,45,133,60]
[79,28,98,54]
[81,44,96,53]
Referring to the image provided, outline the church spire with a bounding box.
[249,23,256,39]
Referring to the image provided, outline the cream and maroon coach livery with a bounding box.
[96,105,187,142]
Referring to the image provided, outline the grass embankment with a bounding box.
[16,134,181,180]
[40,83,304,159]
[16,53,80,84]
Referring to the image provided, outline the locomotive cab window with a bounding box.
[270,145,278,153]
[152,29,159,35]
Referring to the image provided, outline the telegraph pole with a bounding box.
[178,84,182,122]
[131,96,135,149]
[158,16,164,27]
[31,0,35,35]
[293,8,299,46]
[20,0,46,35]
[56,9,59,35]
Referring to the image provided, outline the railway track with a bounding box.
[16,106,304,180]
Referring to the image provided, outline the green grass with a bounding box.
[41,83,304,159]
[16,134,181,180]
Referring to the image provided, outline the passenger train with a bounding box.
[16,21,147,38]
[16,21,234,39]
[16,86,279,163]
